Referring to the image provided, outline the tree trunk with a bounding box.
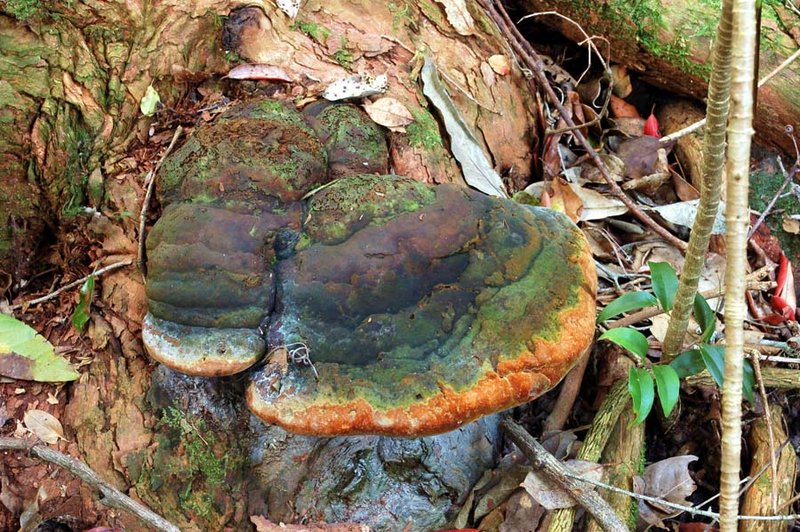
[0,1,540,530]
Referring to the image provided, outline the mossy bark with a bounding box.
[515,0,800,155]
[1,1,540,530]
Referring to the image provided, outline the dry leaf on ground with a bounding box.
[23,409,65,444]
[362,98,413,131]
[634,455,698,528]
[521,459,604,510]
[434,0,475,35]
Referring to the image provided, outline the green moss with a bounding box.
[388,1,415,33]
[750,169,800,264]
[293,20,331,45]
[150,407,243,519]
[406,107,443,150]
[332,37,354,68]
[4,0,41,20]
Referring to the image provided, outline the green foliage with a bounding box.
[649,261,679,312]
[71,273,95,333]
[599,328,650,359]
[628,367,654,424]
[406,108,443,150]
[599,261,755,423]
[597,291,658,323]
[0,314,80,382]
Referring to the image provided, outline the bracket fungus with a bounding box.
[143,100,597,437]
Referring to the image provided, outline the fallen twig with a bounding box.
[607,279,776,329]
[500,419,627,532]
[137,126,183,277]
[0,437,180,532]
[560,469,800,522]
[661,47,800,144]
[10,260,133,311]
[483,0,688,251]
[543,343,592,432]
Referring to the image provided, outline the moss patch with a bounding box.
[406,107,443,151]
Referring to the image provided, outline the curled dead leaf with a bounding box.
[224,64,293,82]
[521,460,604,510]
[23,409,65,445]
[488,54,511,75]
[434,0,475,35]
[362,98,414,131]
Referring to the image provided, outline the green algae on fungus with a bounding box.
[303,101,389,178]
[142,100,596,437]
[249,175,597,437]
[158,101,327,205]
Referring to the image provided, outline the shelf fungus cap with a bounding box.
[247,175,597,437]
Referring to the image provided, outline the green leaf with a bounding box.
[693,293,716,343]
[670,349,705,378]
[140,84,161,116]
[649,261,679,311]
[628,367,655,424]
[743,360,755,404]
[71,273,95,333]
[599,327,650,358]
[597,292,659,323]
[698,345,757,402]
[0,314,79,382]
[653,365,680,416]
[699,344,725,387]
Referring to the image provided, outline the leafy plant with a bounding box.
[0,314,79,382]
[598,261,754,423]
[71,272,95,333]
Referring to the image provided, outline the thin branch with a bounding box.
[560,469,800,522]
[483,0,687,251]
[661,46,800,144]
[138,126,183,277]
[10,260,133,311]
[748,157,798,238]
[607,279,776,329]
[500,419,627,531]
[749,354,779,512]
[0,437,180,532]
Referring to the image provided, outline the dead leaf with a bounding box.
[549,179,584,222]
[488,54,511,75]
[498,491,547,532]
[672,170,700,201]
[782,214,799,234]
[617,136,662,179]
[276,0,300,19]
[421,56,507,198]
[362,98,413,131]
[323,74,388,101]
[224,64,293,81]
[610,64,632,97]
[23,409,65,444]
[635,455,698,529]
[434,0,475,35]
[649,200,726,234]
[610,95,640,118]
[521,460,604,510]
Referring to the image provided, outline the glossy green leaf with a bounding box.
[670,349,705,378]
[743,360,755,404]
[599,327,650,358]
[71,273,95,333]
[699,344,725,387]
[628,367,655,424]
[653,364,680,416]
[0,314,79,382]
[140,84,161,116]
[649,261,679,311]
[597,292,659,323]
[693,293,716,343]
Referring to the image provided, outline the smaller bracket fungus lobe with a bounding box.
[142,99,597,436]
